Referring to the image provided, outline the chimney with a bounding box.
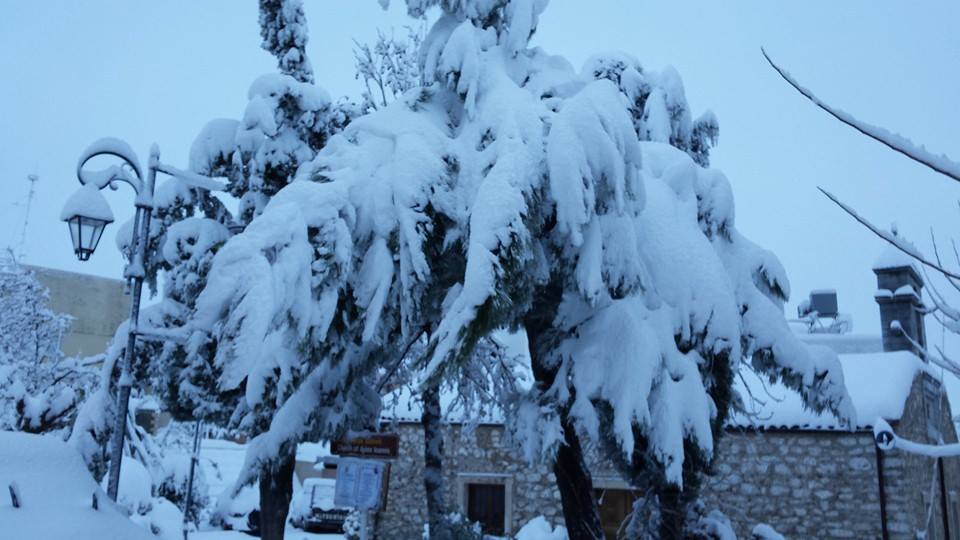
[873,245,926,353]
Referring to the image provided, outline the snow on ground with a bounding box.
[193,527,341,540]
[0,431,154,540]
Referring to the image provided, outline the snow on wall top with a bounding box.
[0,431,154,540]
[729,350,935,431]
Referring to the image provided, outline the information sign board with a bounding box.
[333,457,386,511]
[331,434,399,459]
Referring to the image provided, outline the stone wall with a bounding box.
[374,376,960,539]
[26,265,129,358]
[698,430,883,539]
[879,373,960,540]
[375,424,565,539]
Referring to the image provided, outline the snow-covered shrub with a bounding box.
[107,449,192,540]
[686,508,737,540]
[69,317,167,482]
[156,454,209,525]
[111,458,155,515]
[514,516,568,540]
[0,258,92,436]
[342,510,362,540]
[420,511,483,540]
[133,497,185,540]
[0,256,70,364]
[750,523,785,540]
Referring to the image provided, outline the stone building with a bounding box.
[25,265,129,358]
[368,252,960,539]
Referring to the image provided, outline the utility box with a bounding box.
[808,290,838,318]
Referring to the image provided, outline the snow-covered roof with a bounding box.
[381,350,935,432]
[0,431,153,540]
[796,332,882,355]
[379,322,931,432]
[729,350,935,431]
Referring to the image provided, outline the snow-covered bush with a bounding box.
[514,516,568,540]
[156,454,209,525]
[69,315,168,482]
[110,457,185,540]
[686,507,737,540]
[751,523,785,540]
[420,511,483,540]
[342,510,362,540]
[0,255,71,364]
[133,497,185,540]
[0,257,92,436]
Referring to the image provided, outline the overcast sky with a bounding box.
[2,1,960,394]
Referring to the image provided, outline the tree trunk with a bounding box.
[553,411,604,540]
[527,320,604,540]
[258,447,296,540]
[657,485,685,540]
[422,382,446,539]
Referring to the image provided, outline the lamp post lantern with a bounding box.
[62,137,225,502]
[60,183,115,260]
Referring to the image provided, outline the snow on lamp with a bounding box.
[60,183,115,261]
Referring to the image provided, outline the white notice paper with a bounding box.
[334,457,385,510]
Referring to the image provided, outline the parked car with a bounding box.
[290,477,350,533]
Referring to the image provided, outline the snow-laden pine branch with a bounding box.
[763,48,960,183]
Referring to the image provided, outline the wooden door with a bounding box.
[596,488,639,539]
[467,483,506,536]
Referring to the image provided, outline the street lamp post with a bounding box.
[61,137,224,502]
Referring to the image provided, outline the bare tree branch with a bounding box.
[818,187,960,280]
[927,230,960,294]
[920,270,958,321]
[893,321,960,378]
[762,48,960,183]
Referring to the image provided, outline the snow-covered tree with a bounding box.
[0,255,90,436]
[65,3,356,539]
[181,3,853,539]
[386,4,852,538]
[0,255,71,367]
[354,26,423,112]
[259,0,314,84]
[167,3,359,538]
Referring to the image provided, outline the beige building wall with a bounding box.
[26,265,130,358]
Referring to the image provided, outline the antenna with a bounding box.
[16,174,38,261]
